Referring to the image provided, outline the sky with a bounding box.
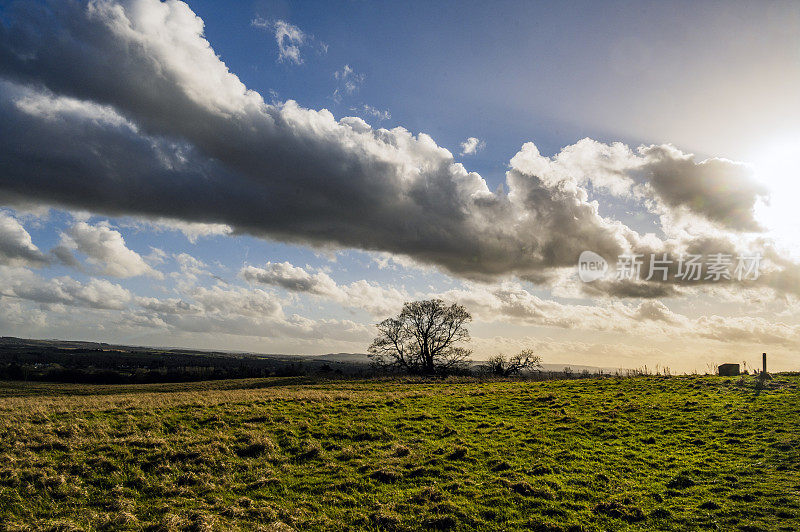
[0,0,799,372]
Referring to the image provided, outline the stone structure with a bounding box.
[718,363,739,376]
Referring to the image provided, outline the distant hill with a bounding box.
[310,353,371,364]
[0,336,369,384]
[0,337,628,382]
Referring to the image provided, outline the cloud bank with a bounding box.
[0,0,791,299]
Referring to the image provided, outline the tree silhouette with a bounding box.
[484,350,542,376]
[368,299,471,374]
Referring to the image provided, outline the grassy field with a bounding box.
[0,375,797,531]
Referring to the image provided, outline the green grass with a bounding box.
[0,374,797,531]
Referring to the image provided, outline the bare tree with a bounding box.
[484,349,542,377]
[368,299,472,374]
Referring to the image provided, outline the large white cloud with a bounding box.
[511,139,768,232]
[241,261,407,316]
[58,221,163,278]
[0,266,132,310]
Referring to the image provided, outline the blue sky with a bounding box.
[1,0,799,371]
[187,0,800,159]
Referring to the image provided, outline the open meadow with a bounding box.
[0,374,797,531]
[3,1,800,530]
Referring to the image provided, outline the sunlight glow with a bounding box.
[752,138,800,258]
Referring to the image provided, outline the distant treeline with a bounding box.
[0,339,369,384]
[0,361,315,384]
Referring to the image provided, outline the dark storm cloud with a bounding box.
[0,0,635,279]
